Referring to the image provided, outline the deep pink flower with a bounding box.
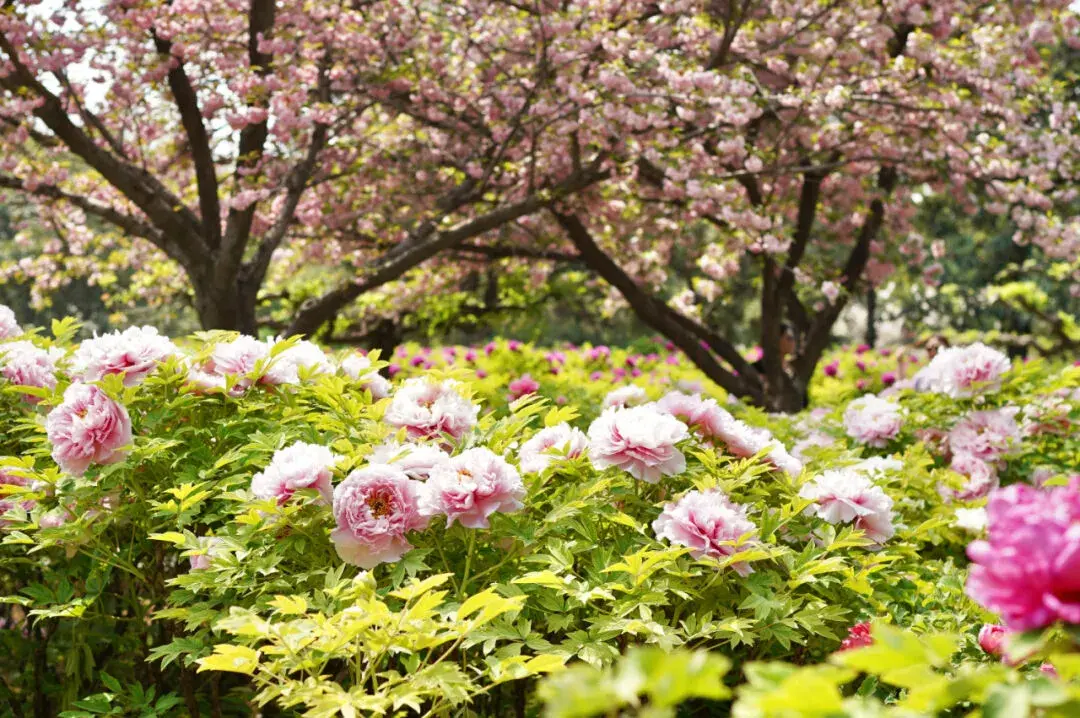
[419,448,525,528]
[72,326,177,386]
[384,378,478,441]
[331,465,428,569]
[508,374,540,401]
[823,361,839,377]
[464,349,477,362]
[978,623,1007,657]
[799,469,895,544]
[837,622,873,652]
[518,423,589,474]
[46,383,132,476]
[652,489,758,576]
[508,340,523,351]
[251,442,339,504]
[843,395,903,448]
[588,405,689,483]
[0,305,21,339]
[0,341,58,401]
[966,480,1080,631]
[881,372,897,387]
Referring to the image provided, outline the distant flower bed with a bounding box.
[1,311,1079,716]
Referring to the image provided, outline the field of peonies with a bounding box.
[1,309,1079,717]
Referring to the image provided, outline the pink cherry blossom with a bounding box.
[0,306,20,339]
[0,341,57,401]
[45,383,132,476]
[331,465,428,569]
[588,405,689,483]
[966,479,1080,631]
[652,488,758,576]
[367,440,450,480]
[251,442,340,504]
[843,395,903,448]
[340,353,391,399]
[517,423,589,474]
[384,378,478,441]
[71,326,177,386]
[419,448,525,528]
[799,469,895,544]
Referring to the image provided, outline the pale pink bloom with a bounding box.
[947,453,999,500]
[0,341,58,400]
[189,536,226,572]
[849,457,903,478]
[792,432,835,462]
[0,305,20,339]
[251,442,340,504]
[0,464,35,526]
[507,374,540,401]
[39,508,71,528]
[711,413,803,477]
[821,281,840,302]
[843,395,903,448]
[799,469,895,544]
[954,507,988,533]
[367,439,450,480]
[966,479,1080,631]
[1030,467,1057,487]
[588,405,689,483]
[191,335,270,394]
[652,489,758,576]
[262,339,334,385]
[71,326,177,386]
[340,353,391,399]
[518,423,589,474]
[602,385,649,409]
[419,448,525,528]
[948,408,1020,465]
[914,343,1011,397]
[655,391,727,436]
[331,465,428,569]
[45,383,132,476]
[384,378,478,441]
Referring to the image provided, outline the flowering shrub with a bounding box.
[1,315,1078,716]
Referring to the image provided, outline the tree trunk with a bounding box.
[192,277,258,334]
[865,285,877,348]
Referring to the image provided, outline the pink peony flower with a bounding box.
[262,339,334,385]
[0,464,36,526]
[340,353,391,399]
[588,405,689,483]
[711,413,803,477]
[331,465,428,569]
[914,343,1011,397]
[837,622,874,652]
[518,423,589,474]
[947,453,999,501]
[507,374,540,401]
[948,408,1020,465]
[419,448,525,528]
[655,391,727,437]
[384,378,478,441]
[71,326,177,386]
[188,536,226,572]
[0,341,58,401]
[602,385,649,409]
[881,372,897,387]
[965,480,1080,631]
[823,360,840,377]
[0,305,21,339]
[190,335,270,394]
[978,623,1007,657]
[367,440,450,480]
[843,395,903,448]
[652,489,758,576]
[799,469,895,544]
[45,383,132,476]
[251,442,340,504]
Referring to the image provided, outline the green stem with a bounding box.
[459,531,477,599]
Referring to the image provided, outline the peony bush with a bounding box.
[1,313,1078,716]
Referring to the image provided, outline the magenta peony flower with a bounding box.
[340,353,391,399]
[602,385,648,409]
[837,622,874,652]
[45,383,132,476]
[331,465,428,569]
[384,378,478,441]
[0,341,58,401]
[518,423,589,474]
[881,371,897,387]
[419,448,525,528]
[948,408,1020,465]
[0,305,21,339]
[843,395,903,448]
[367,440,450,480]
[71,326,177,386]
[251,442,340,504]
[965,480,1080,631]
[651,489,758,576]
[262,339,334,385]
[799,469,895,544]
[914,343,1011,397]
[588,405,689,483]
[823,360,840,377]
[507,374,540,401]
[978,623,1007,657]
